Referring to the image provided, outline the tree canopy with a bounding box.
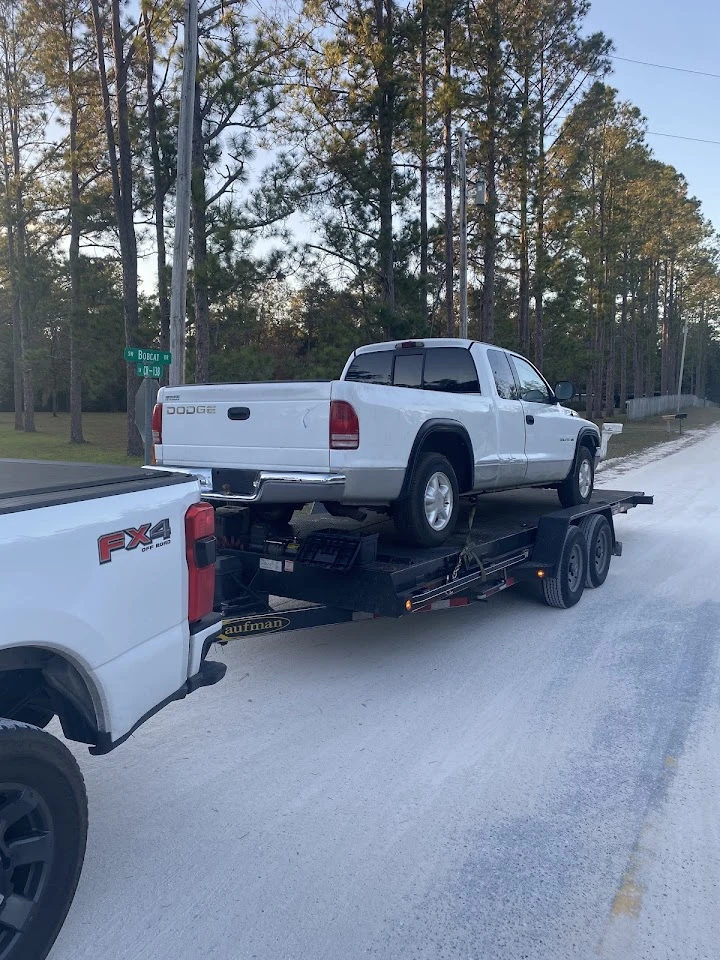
[1,0,719,452]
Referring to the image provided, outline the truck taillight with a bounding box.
[330,400,359,450]
[185,502,216,623]
[152,403,162,444]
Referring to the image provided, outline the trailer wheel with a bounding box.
[580,514,612,588]
[542,526,587,609]
[0,720,88,960]
[393,453,460,547]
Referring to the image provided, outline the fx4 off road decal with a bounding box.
[98,519,171,564]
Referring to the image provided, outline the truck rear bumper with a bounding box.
[149,465,346,504]
[91,617,224,756]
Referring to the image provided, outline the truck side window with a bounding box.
[488,349,518,400]
[511,355,551,403]
[345,351,393,385]
[423,348,480,394]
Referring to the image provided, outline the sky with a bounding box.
[585,0,720,231]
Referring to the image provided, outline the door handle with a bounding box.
[526,415,535,425]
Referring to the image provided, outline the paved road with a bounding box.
[51,427,720,960]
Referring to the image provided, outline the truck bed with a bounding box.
[0,459,191,515]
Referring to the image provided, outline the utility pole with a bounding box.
[168,0,198,387]
[676,319,689,414]
[458,129,468,339]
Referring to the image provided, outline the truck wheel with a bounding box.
[558,445,595,508]
[542,525,587,609]
[394,453,460,547]
[580,514,612,588]
[0,720,88,960]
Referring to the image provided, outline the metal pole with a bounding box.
[168,0,198,387]
[458,129,468,339]
[676,320,689,414]
[144,380,153,465]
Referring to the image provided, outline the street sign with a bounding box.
[136,363,163,379]
[125,347,171,365]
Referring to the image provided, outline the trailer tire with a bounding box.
[0,720,88,960]
[542,526,587,609]
[393,454,460,547]
[580,514,612,588]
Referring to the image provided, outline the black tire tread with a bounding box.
[579,513,612,588]
[541,526,587,609]
[0,721,88,960]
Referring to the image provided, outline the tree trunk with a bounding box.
[3,146,23,429]
[192,76,210,384]
[11,285,22,429]
[481,0,500,345]
[660,259,670,394]
[144,11,171,365]
[13,160,33,431]
[6,45,34,432]
[631,280,642,399]
[92,0,142,456]
[443,8,453,337]
[68,53,84,444]
[697,299,707,399]
[618,247,628,411]
[419,0,428,328]
[532,49,546,368]
[518,48,531,355]
[375,0,395,314]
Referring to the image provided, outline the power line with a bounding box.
[648,131,720,146]
[611,55,720,81]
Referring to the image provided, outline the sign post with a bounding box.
[125,348,172,464]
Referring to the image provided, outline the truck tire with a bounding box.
[0,720,88,960]
[393,453,460,547]
[579,513,612,588]
[558,444,595,508]
[542,525,587,609]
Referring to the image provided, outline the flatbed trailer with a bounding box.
[212,488,652,641]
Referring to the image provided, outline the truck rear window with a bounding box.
[345,351,393,385]
[393,353,424,388]
[346,346,480,393]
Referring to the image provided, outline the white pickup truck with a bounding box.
[153,339,602,546]
[0,459,224,960]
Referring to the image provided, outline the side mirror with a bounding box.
[554,380,575,403]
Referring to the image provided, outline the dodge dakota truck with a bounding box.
[152,339,602,546]
[0,459,224,960]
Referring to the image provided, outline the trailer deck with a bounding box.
[213,487,652,640]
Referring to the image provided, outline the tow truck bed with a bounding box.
[214,488,652,640]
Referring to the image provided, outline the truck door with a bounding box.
[486,349,527,486]
[508,353,573,483]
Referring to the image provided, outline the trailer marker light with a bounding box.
[405,599,413,611]
[537,570,545,578]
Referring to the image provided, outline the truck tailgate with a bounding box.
[157,382,333,471]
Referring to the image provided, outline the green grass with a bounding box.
[0,412,142,466]
[596,405,720,461]
[1,404,719,470]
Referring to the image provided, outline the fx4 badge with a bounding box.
[98,520,171,564]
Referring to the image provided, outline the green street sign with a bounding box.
[136,363,163,379]
[125,347,171,365]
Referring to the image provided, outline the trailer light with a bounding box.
[405,599,413,611]
[537,570,545,578]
